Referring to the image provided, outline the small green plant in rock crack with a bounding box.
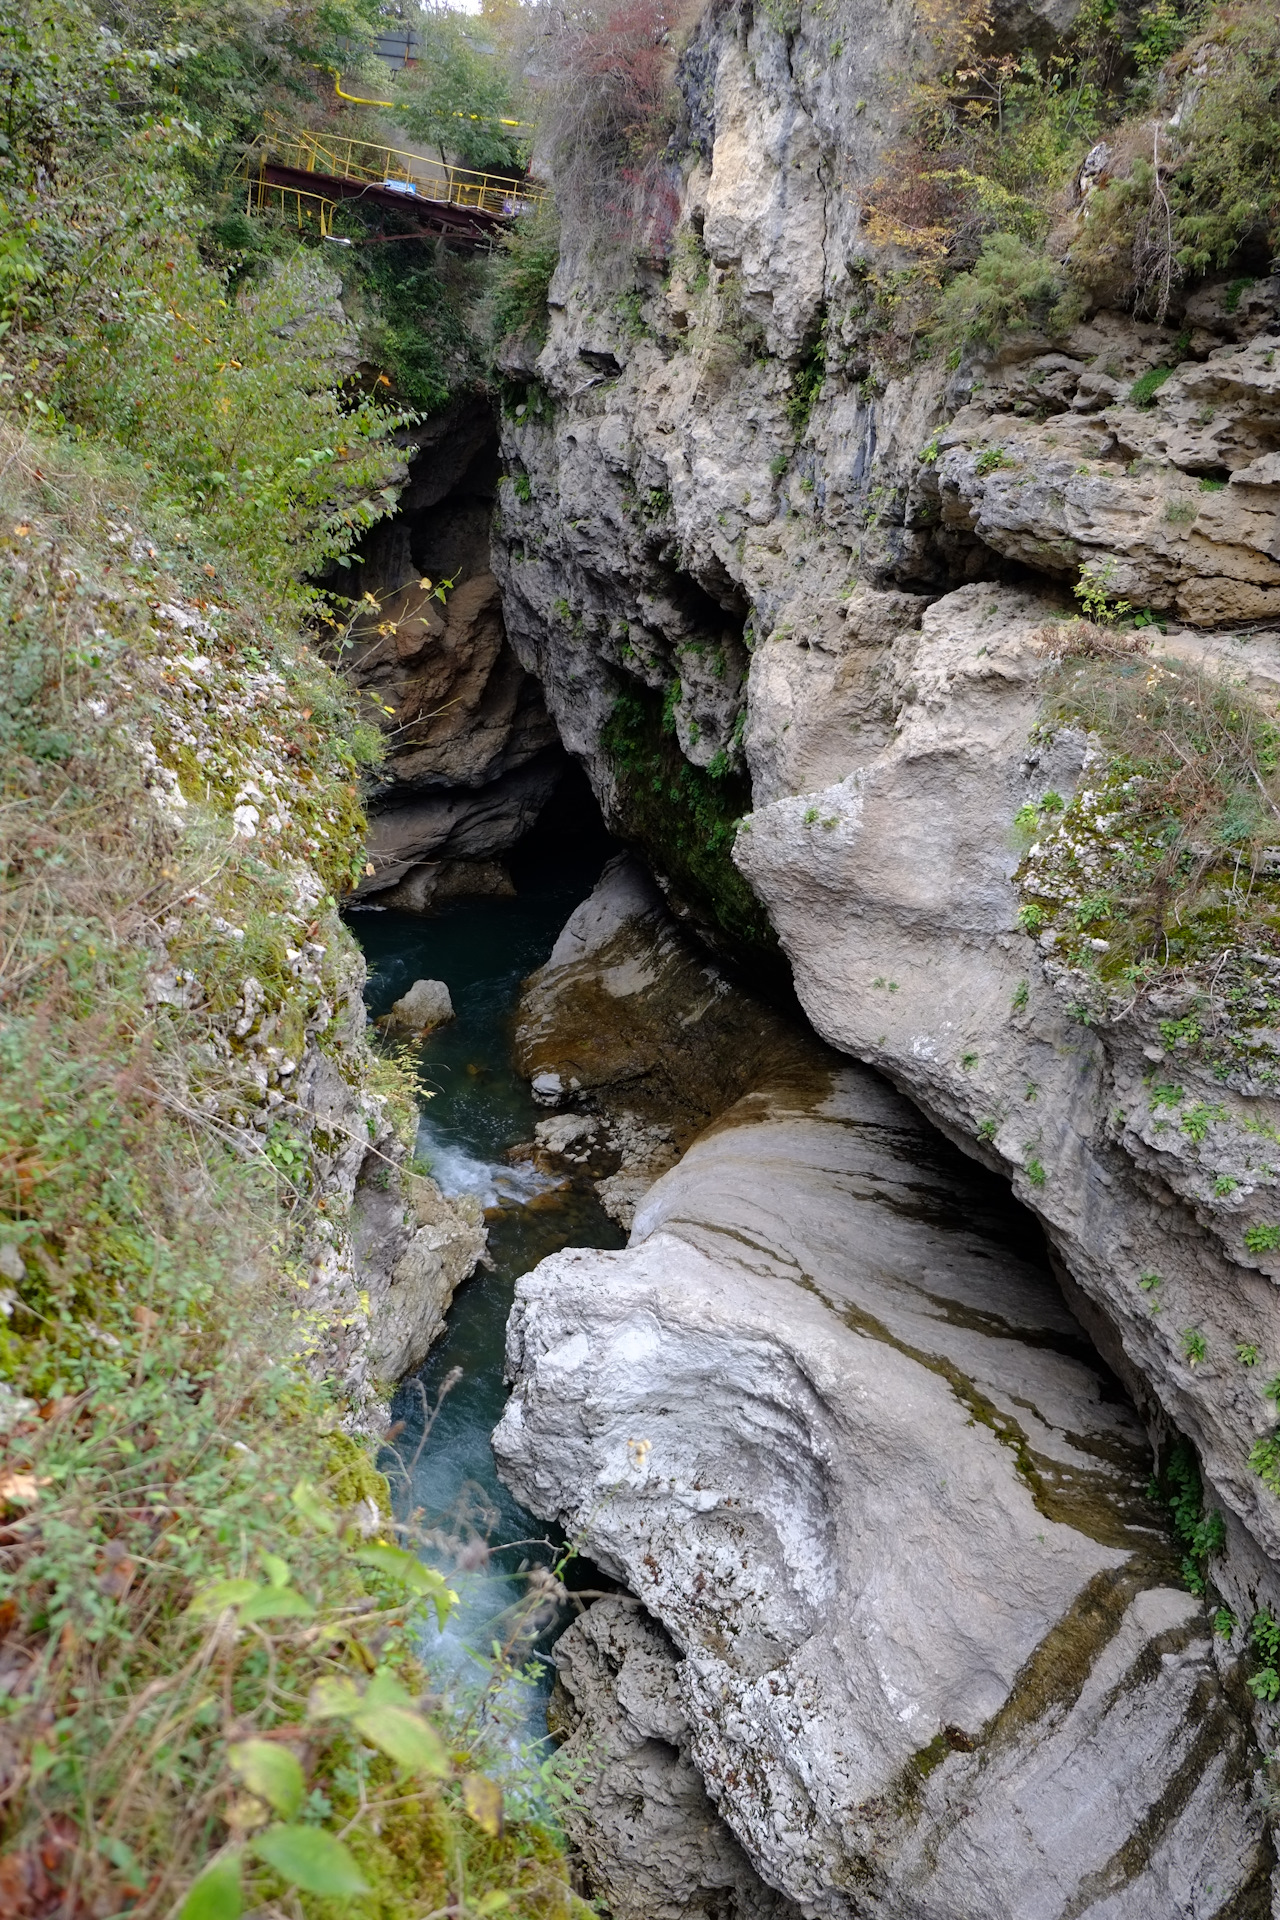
[1024,1155,1047,1187]
[977,1116,1000,1141]
[1247,1609,1280,1702]
[1011,979,1030,1011]
[1129,364,1177,408]
[1181,1327,1208,1366]
[1245,1222,1280,1253]
[1139,1270,1163,1311]
[1182,1101,1226,1145]
[1237,1341,1261,1365]
[1150,1437,1225,1596]
[1073,561,1132,624]
[974,445,1017,476]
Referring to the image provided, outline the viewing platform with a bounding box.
[247,128,545,248]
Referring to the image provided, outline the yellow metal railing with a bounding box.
[248,178,339,235]
[259,128,545,220]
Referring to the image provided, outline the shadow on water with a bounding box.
[346,801,625,1750]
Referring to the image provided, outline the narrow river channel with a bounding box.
[348,824,625,1752]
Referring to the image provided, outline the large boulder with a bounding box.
[495,1067,1270,1917]
[385,977,454,1034]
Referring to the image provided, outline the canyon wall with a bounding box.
[487,0,1280,1608]
[471,0,1280,1909]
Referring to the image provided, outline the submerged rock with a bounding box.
[495,1067,1270,1917]
[515,854,821,1222]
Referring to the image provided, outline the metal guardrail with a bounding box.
[256,129,545,220]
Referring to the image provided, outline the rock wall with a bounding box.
[336,397,567,910]
[486,0,1280,1601]
[496,1054,1271,1916]
[478,0,1280,1904]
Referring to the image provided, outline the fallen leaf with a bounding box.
[462,1773,503,1838]
[0,1475,42,1507]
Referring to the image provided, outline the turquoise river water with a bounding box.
[348,837,625,1748]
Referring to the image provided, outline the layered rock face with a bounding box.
[549,1599,801,1920]
[926,300,1280,627]
[475,0,1280,1902]
[496,1065,1271,1916]
[337,398,565,909]
[737,580,1280,1603]
[486,0,1280,1598]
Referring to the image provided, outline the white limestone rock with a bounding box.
[551,1598,801,1920]
[734,581,1280,1597]
[495,1068,1269,1918]
[386,977,455,1033]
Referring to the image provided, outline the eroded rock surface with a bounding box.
[735,581,1280,1602]
[926,316,1280,625]
[551,1599,801,1920]
[514,853,826,1222]
[338,398,565,908]
[497,1068,1269,1917]
[350,1168,485,1383]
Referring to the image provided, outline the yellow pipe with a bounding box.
[331,68,393,108]
[327,67,529,129]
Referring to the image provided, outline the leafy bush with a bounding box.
[392,6,527,172]
[490,202,563,346]
[1064,0,1280,312]
[932,233,1083,347]
[531,0,696,240]
[869,0,1280,344]
[1,0,410,604]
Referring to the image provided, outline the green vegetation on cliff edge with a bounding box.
[0,1,585,1914]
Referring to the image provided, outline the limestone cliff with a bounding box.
[488,0,1280,1623]
[476,0,1280,1905]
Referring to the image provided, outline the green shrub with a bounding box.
[391,6,527,172]
[932,233,1083,349]
[1130,364,1177,407]
[490,201,563,346]
[0,425,584,1920]
[601,684,779,971]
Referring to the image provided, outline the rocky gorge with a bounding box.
[316,0,1280,1910]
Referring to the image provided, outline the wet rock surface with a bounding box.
[385,976,455,1034]
[513,854,825,1223]
[496,1067,1271,1917]
[350,1168,486,1384]
[735,581,1280,1600]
